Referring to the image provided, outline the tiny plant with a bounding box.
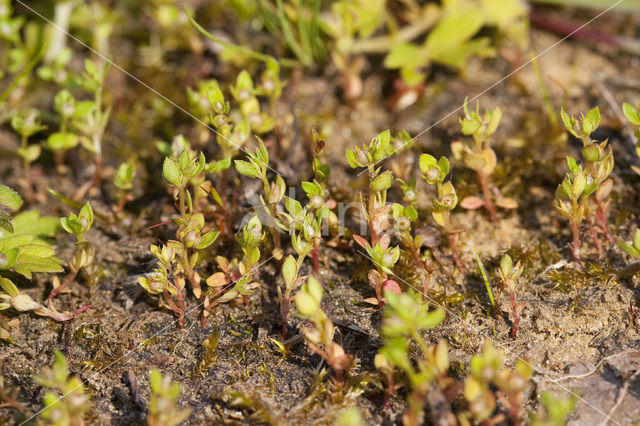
[113,161,136,215]
[497,254,524,338]
[553,157,598,264]
[51,202,95,299]
[10,108,46,201]
[235,136,285,258]
[622,102,640,174]
[419,153,466,273]
[348,130,402,306]
[147,369,192,426]
[530,392,576,426]
[295,277,353,386]
[375,290,447,426]
[462,340,532,425]
[452,101,518,221]
[561,107,614,250]
[300,127,337,271]
[139,148,220,326]
[36,351,91,426]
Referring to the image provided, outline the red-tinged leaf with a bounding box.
[382,279,401,295]
[459,196,485,210]
[353,234,370,250]
[363,297,379,305]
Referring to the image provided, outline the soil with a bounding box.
[1,4,640,426]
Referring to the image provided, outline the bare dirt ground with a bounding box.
[1,7,640,426]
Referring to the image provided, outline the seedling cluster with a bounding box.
[2,1,638,424]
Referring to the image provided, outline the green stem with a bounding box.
[0,46,45,104]
[178,186,186,218]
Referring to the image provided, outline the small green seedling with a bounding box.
[376,290,447,426]
[497,254,523,338]
[617,229,640,259]
[140,148,220,327]
[1,278,90,324]
[462,340,532,425]
[113,161,136,214]
[300,127,337,271]
[10,108,46,201]
[561,107,614,249]
[235,136,285,259]
[0,186,89,331]
[348,130,404,305]
[553,157,598,264]
[530,392,576,426]
[295,277,353,385]
[46,89,79,175]
[419,153,466,274]
[622,102,640,175]
[51,202,95,299]
[147,369,192,426]
[452,101,517,222]
[36,351,91,426]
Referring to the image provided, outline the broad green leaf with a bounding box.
[46,132,78,151]
[0,185,22,212]
[234,160,259,178]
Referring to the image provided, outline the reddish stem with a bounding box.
[477,170,497,222]
[281,298,290,339]
[587,219,603,257]
[447,232,466,275]
[48,269,78,300]
[311,240,319,273]
[570,221,582,265]
[594,197,614,244]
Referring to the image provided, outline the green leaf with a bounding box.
[46,132,78,151]
[622,102,640,126]
[418,154,438,174]
[234,160,259,178]
[0,213,12,233]
[0,277,19,297]
[346,149,359,168]
[282,255,297,287]
[283,197,303,217]
[195,231,219,250]
[582,107,600,134]
[17,144,41,163]
[618,240,640,258]
[566,157,581,176]
[438,156,450,176]
[0,185,22,212]
[207,157,232,174]
[384,42,425,69]
[560,108,578,137]
[425,4,485,65]
[370,171,393,192]
[301,181,321,196]
[404,205,418,221]
[79,202,94,230]
[162,157,183,187]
